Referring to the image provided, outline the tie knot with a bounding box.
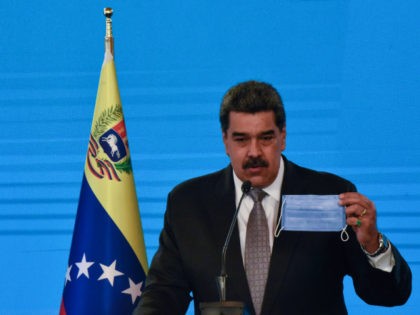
[248,188,266,203]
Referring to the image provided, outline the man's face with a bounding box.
[223,111,286,188]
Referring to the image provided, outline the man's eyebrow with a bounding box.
[260,130,275,136]
[231,130,275,137]
[231,132,248,137]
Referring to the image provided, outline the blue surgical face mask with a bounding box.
[274,195,349,241]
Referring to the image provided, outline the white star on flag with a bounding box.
[75,253,95,279]
[98,260,124,286]
[65,265,72,285]
[122,278,143,304]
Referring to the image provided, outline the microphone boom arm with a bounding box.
[217,181,251,301]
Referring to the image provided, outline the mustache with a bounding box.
[243,157,269,169]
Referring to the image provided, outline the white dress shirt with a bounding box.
[233,157,284,261]
[231,156,394,272]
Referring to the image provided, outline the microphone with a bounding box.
[217,180,252,301]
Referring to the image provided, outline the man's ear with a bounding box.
[280,126,286,151]
[222,131,230,156]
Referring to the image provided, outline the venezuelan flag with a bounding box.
[60,9,147,315]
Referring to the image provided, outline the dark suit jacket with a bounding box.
[135,156,411,315]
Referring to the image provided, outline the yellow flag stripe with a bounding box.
[84,59,148,272]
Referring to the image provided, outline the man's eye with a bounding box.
[260,135,275,144]
[233,137,249,143]
[262,135,274,141]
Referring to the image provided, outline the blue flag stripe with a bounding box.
[63,175,146,314]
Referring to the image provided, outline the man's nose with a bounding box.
[248,138,261,156]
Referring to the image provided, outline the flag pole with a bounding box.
[104,7,114,56]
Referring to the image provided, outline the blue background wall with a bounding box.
[0,0,418,314]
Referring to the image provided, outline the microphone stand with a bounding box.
[200,181,251,315]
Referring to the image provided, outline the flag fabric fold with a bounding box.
[60,49,148,315]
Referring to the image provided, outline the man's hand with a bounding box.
[339,192,380,253]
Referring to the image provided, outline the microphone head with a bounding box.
[241,181,252,193]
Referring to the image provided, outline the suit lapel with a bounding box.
[262,157,303,314]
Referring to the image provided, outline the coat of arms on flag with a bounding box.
[100,120,128,162]
[87,104,133,181]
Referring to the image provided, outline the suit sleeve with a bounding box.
[332,179,412,307]
[343,183,412,306]
[133,191,192,315]
[346,235,412,306]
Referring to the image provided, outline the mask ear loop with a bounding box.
[274,198,286,238]
[340,225,349,242]
[340,205,349,242]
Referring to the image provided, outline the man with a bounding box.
[135,81,411,314]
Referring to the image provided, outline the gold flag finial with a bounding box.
[104,8,114,56]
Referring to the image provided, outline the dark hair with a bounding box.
[219,80,286,132]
